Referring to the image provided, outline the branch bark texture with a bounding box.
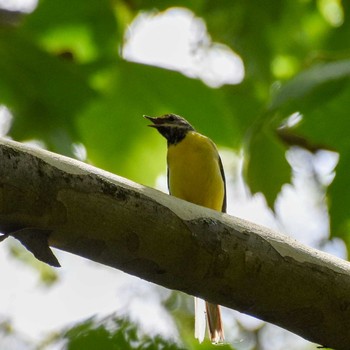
[1,138,350,349]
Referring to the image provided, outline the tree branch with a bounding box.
[0,9,25,27]
[1,138,349,349]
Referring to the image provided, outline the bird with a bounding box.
[144,113,226,344]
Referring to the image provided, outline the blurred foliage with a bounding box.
[64,317,183,350]
[50,316,235,350]
[162,291,237,350]
[0,2,349,238]
[8,239,59,286]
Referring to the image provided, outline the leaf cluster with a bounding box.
[56,316,235,350]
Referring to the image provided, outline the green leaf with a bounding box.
[22,0,119,61]
[0,29,97,153]
[132,0,206,13]
[198,1,328,85]
[328,149,350,244]
[62,316,186,350]
[269,60,350,114]
[245,126,290,208]
[269,60,350,241]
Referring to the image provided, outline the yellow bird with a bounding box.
[145,113,226,344]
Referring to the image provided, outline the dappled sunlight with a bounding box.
[276,147,347,258]
[0,105,12,137]
[259,324,313,350]
[0,240,179,346]
[123,8,244,88]
[318,0,344,27]
[220,150,279,230]
[71,142,87,162]
[0,0,37,12]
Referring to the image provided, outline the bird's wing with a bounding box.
[218,155,227,213]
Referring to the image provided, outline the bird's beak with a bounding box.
[143,115,163,128]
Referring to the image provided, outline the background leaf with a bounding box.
[269,60,350,239]
[0,28,97,153]
[245,126,290,207]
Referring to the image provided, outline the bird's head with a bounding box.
[144,114,195,145]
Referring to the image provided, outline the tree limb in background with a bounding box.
[0,9,25,27]
[0,138,350,350]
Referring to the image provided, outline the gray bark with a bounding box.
[1,138,350,349]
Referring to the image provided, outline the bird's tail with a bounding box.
[195,297,206,343]
[195,298,224,344]
[206,302,224,344]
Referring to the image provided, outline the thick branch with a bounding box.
[1,138,350,349]
[0,9,25,27]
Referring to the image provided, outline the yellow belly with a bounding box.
[167,131,225,211]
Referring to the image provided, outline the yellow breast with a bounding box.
[167,131,225,211]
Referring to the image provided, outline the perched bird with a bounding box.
[145,113,226,344]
